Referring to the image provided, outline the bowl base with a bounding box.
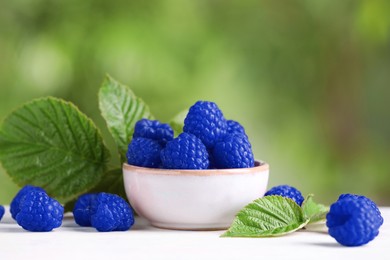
[150,221,229,231]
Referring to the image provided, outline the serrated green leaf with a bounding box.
[169,109,187,136]
[221,196,309,237]
[302,194,329,224]
[98,75,154,161]
[0,97,110,202]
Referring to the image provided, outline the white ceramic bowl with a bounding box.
[123,161,269,230]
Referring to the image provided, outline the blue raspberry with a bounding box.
[338,194,384,226]
[161,132,209,169]
[227,120,247,136]
[326,194,383,246]
[183,101,227,149]
[264,185,304,206]
[133,119,174,145]
[73,193,97,227]
[212,134,254,169]
[10,185,45,220]
[15,189,64,232]
[0,205,4,221]
[90,193,134,232]
[126,137,162,168]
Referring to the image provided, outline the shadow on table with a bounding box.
[0,226,30,233]
[304,242,343,248]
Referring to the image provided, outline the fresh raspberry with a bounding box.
[212,134,254,169]
[264,185,304,206]
[126,137,162,168]
[161,132,209,169]
[133,119,174,145]
[15,189,64,232]
[326,194,383,246]
[73,193,97,227]
[10,185,45,220]
[90,193,134,232]
[112,201,134,231]
[338,194,384,226]
[183,101,227,149]
[0,205,4,221]
[227,120,247,136]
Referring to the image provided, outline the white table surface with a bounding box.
[0,206,388,260]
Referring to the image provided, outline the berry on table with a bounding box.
[73,193,97,227]
[337,194,383,226]
[0,205,4,221]
[264,185,304,206]
[133,119,174,146]
[213,134,254,169]
[126,137,162,168]
[161,132,209,169]
[15,189,64,232]
[10,185,45,220]
[326,194,383,246]
[183,101,227,149]
[90,193,134,232]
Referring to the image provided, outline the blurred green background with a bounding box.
[1,0,389,205]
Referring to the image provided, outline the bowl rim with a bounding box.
[123,160,268,176]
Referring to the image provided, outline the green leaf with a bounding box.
[169,109,187,136]
[302,194,329,224]
[99,75,153,161]
[0,97,110,202]
[221,196,309,237]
